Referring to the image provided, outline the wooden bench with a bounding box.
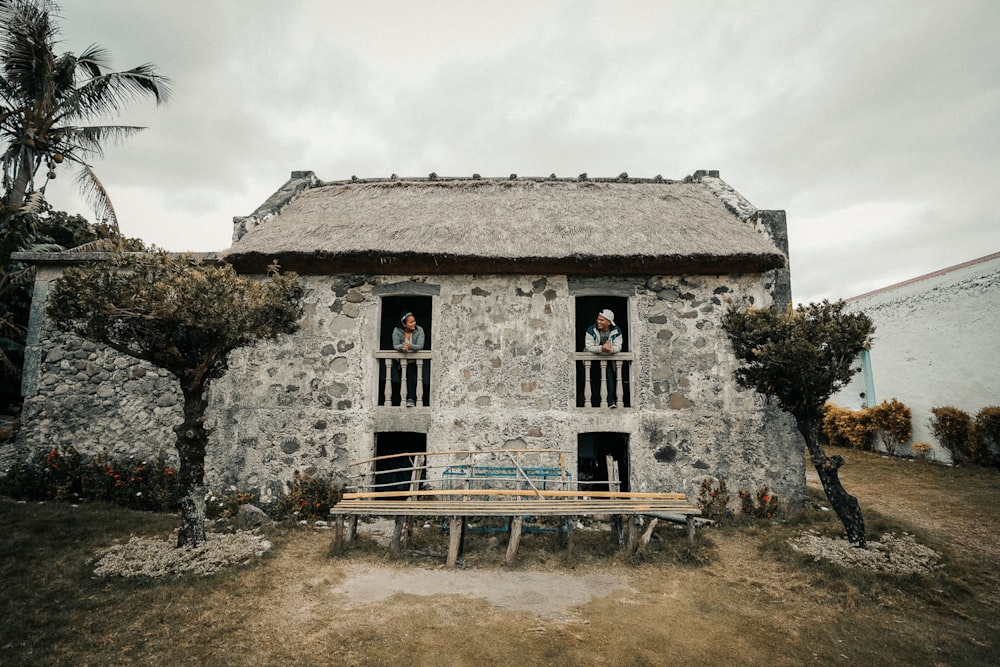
[330,488,702,567]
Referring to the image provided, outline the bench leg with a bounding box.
[332,515,345,552]
[613,514,624,547]
[625,515,639,556]
[346,515,358,544]
[403,516,415,545]
[446,517,465,568]
[391,516,406,553]
[639,517,659,553]
[686,514,696,543]
[505,516,523,566]
[566,516,576,562]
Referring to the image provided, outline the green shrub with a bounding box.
[1,447,181,511]
[93,450,182,512]
[697,478,733,522]
[737,485,782,519]
[1,447,85,501]
[277,471,343,520]
[205,489,257,520]
[974,406,1000,467]
[930,407,975,463]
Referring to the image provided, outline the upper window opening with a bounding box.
[377,295,432,407]
[575,296,631,408]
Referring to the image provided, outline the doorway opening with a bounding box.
[372,432,426,494]
[577,432,630,493]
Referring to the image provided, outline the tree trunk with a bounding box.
[797,415,867,548]
[175,382,210,548]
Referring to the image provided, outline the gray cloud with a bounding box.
[40,0,1000,304]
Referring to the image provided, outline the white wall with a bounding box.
[832,254,1000,461]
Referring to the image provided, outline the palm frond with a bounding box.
[6,262,36,287]
[64,66,171,119]
[74,43,110,78]
[66,238,117,253]
[52,125,146,155]
[74,165,119,237]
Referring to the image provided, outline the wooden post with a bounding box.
[505,516,524,566]
[626,515,639,556]
[446,517,465,568]
[346,515,358,544]
[613,515,624,547]
[391,516,406,553]
[639,517,659,553]
[566,516,576,562]
[401,454,425,547]
[606,454,621,496]
[332,515,345,552]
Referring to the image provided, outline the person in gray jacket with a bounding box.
[392,311,425,406]
[584,309,623,407]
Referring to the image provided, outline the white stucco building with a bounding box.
[832,252,1000,461]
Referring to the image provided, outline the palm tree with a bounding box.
[0,0,171,231]
[0,0,169,409]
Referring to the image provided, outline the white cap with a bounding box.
[599,309,615,325]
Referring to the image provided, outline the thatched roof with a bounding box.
[222,172,787,276]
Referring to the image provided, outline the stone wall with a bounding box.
[11,268,803,506]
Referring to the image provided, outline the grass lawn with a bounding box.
[2,446,998,666]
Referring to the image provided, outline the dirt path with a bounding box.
[277,448,994,622]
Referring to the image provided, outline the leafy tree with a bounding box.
[722,300,875,547]
[0,0,171,226]
[47,251,304,546]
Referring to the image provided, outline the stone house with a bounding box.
[831,251,1000,461]
[10,171,803,505]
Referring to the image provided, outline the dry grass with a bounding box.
[2,446,999,666]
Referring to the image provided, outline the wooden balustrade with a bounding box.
[574,352,633,408]
[373,350,433,407]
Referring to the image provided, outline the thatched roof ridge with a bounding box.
[224,173,786,276]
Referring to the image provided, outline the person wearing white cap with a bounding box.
[584,309,624,407]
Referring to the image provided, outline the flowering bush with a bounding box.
[1,447,84,501]
[205,489,258,520]
[1,447,180,511]
[697,478,733,522]
[277,471,343,520]
[737,485,782,519]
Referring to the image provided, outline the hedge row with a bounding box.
[1,446,342,520]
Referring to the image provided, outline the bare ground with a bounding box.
[44,447,1000,665]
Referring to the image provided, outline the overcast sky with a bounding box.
[42,0,1000,305]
